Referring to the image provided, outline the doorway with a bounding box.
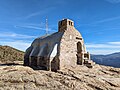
[77,42,83,65]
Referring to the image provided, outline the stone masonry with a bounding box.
[24,19,94,71]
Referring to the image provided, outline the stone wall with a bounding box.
[59,26,85,70]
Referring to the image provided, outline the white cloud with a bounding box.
[86,42,120,55]
[0,32,36,39]
[0,32,34,51]
[25,12,41,19]
[88,49,120,55]
[108,41,120,45]
[0,40,31,51]
[78,16,120,28]
[15,25,44,30]
[105,0,120,3]
[86,43,120,48]
[94,16,120,24]
[23,7,55,19]
[15,25,57,32]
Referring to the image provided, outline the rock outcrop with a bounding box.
[0,64,120,90]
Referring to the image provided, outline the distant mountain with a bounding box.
[91,52,120,68]
[0,45,24,64]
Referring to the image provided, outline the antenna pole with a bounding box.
[46,18,48,35]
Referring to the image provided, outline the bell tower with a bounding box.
[58,19,74,32]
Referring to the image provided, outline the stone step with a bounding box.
[84,60,95,68]
[86,64,93,68]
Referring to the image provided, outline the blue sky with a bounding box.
[0,0,120,54]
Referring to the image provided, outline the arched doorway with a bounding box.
[76,42,83,65]
[77,42,82,53]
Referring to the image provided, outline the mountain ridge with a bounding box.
[91,52,120,68]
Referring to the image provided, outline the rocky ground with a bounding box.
[0,64,120,90]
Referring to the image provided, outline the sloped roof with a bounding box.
[27,32,64,57]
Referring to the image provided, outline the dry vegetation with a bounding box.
[0,45,24,64]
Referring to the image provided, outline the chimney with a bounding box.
[58,19,74,32]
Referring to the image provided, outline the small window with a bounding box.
[76,37,82,40]
[70,35,72,39]
[71,22,73,26]
[69,21,71,25]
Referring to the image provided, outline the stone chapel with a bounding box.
[24,19,94,71]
